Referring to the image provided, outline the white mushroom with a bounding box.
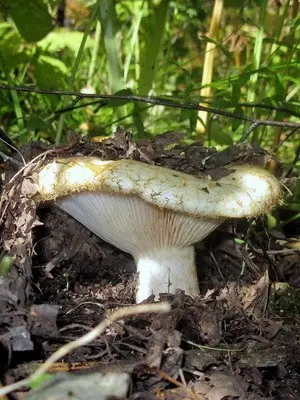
[35,157,282,303]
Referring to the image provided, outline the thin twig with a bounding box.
[238,121,261,142]
[53,100,108,116]
[0,302,170,397]
[286,140,300,177]
[0,128,25,165]
[0,84,299,131]
[252,247,300,256]
[66,301,105,315]
[184,339,247,352]
[238,102,300,118]
[273,128,300,152]
[157,370,201,400]
[58,324,94,333]
[0,148,58,226]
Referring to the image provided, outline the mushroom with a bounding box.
[35,156,282,303]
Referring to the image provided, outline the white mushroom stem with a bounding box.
[56,192,221,302]
[135,246,198,303]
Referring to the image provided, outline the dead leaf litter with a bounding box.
[0,129,300,399]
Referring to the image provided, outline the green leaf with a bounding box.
[231,106,244,131]
[29,373,52,390]
[38,30,93,55]
[33,55,68,89]
[274,74,286,101]
[266,213,277,229]
[0,256,14,277]
[263,37,298,50]
[180,107,197,130]
[138,0,170,95]
[5,0,53,42]
[231,81,241,103]
[0,23,21,57]
[132,102,145,137]
[234,238,246,245]
[26,116,48,131]
[98,0,124,93]
[189,114,197,132]
[209,124,233,146]
[107,88,133,107]
[180,108,195,121]
[212,98,234,109]
[200,35,232,58]
[0,23,30,68]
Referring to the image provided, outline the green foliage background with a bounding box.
[0,0,299,175]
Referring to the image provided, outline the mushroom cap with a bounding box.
[35,156,282,219]
[34,156,282,301]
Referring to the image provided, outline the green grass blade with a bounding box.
[87,20,101,87]
[246,0,267,142]
[138,0,170,95]
[98,0,124,93]
[55,0,99,145]
[124,2,144,83]
[0,51,24,131]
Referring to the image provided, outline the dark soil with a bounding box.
[1,130,300,400]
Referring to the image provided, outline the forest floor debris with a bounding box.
[1,131,300,399]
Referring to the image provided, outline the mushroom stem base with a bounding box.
[135,246,199,303]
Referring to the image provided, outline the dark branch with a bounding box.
[0,84,299,133]
[54,100,108,115]
[238,102,300,119]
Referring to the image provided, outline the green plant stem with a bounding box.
[268,0,289,60]
[0,51,24,132]
[124,1,144,83]
[87,20,101,88]
[138,0,170,95]
[184,339,247,352]
[98,0,124,93]
[135,28,140,81]
[247,0,267,143]
[280,212,300,227]
[98,0,127,123]
[55,0,100,145]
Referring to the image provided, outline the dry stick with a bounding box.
[0,149,56,226]
[157,370,202,400]
[197,0,224,136]
[0,141,79,225]
[0,302,171,397]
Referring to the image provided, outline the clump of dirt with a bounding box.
[1,129,300,399]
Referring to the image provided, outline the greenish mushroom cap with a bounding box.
[35,156,282,219]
